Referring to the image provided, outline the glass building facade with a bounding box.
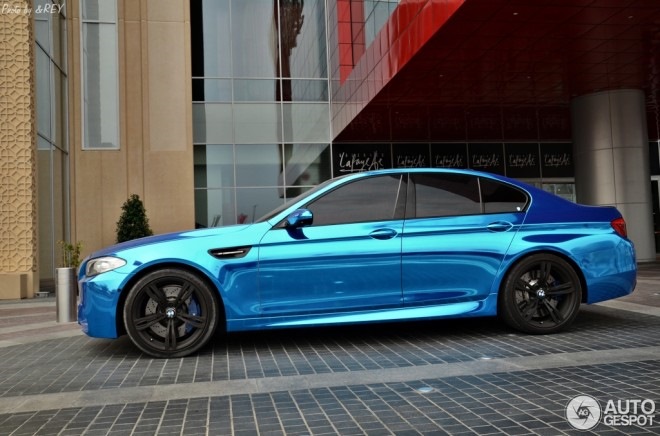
[191,0,332,227]
[190,0,579,230]
[35,0,69,286]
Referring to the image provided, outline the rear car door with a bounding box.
[402,172,528,306]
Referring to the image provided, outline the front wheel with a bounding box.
[500,254,582,334]
[123,268,220,358]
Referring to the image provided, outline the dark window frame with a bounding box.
[406,172,529,220]
[302,174,408,227]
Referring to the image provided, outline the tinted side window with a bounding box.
[409,173,480,218]
[480,178,528,213]
[306,175,405,226]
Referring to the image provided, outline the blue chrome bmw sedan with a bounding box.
[78,169,636,358]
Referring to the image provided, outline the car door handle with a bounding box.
[487,221,514,232]
[369,228,398,240]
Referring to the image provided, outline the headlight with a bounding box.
[85,257,127,277]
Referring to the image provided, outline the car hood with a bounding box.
[88,224,256,259]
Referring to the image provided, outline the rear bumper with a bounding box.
[584,239,637,304]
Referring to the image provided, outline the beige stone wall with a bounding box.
[0,0,38,299]
[68,0,194,256]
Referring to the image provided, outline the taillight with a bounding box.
[611,217,628,238]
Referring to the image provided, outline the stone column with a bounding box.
[0,0,38,298]
[571,89,655,262]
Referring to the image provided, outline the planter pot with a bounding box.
[56,267,77,322]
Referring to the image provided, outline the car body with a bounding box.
[78,168,637,357]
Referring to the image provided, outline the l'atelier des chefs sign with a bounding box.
[540,143,573,178]
[332,144,391,176]
[468,143,505,175]
[332,143,574,177]
[505,143,540,178]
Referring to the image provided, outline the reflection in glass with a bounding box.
[287,79,328,101]
[199,0,231,78]
[190,0,333,230]
[82,21,119,149]
[34,0,49,45]
[193,103,233,144]
[542,183,576,202]
[51,8,66,67]
[281,143,331,198]
[233,104,281,143]
[53,69,65,148]
[282,103,331,143]
[192,79,231,102]
[278,0,304,80]
[307,175,404,226]
[37,144,54,281]
[36,2,69,286]
[279,0,327,79]
[231,0,277,78]
[81,0,116,21]
[236,144,282,187]
[194,145,234,189]
[195,188,236,228]
[236,188,285,224]
[364,0,400,47]
[282,143,331,186]
[36,47,51,138]
[234,79,278,101]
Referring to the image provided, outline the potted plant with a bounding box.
[116,194,153,242]
[56,240,82,322]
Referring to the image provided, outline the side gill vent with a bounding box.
[208,246,252,259]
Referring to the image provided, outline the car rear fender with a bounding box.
[493,248,589,307]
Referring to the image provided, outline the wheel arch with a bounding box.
[497,249,588,313]
[115,262,227,337]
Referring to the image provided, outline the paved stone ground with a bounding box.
[0,265,659,435]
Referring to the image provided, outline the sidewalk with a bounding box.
[0,263,658,435]
[0,298,81,348]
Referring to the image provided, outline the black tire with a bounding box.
[123,268,220,358]
[500,254,582,334]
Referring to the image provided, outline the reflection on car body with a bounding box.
[78,169,636,357]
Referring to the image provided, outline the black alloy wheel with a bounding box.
[123,268,220,358]
[500,254,582,334]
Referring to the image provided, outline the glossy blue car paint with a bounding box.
[78,169,637,354]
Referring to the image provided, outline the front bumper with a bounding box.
[78,270,126,338]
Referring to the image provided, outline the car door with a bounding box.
[257,174,407,317]
[402,172,527,306]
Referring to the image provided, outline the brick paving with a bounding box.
[0,265,659,435]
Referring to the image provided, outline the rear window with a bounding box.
[480,178,528,213]
[409,173,481,218]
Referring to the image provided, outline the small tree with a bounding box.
[58,240,83,269]
[116,194,153,243]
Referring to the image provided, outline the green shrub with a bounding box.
[116,194,154,243]
[58,240,82,268]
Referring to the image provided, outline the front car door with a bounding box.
[402,172,528,307]
[258,174,407,318]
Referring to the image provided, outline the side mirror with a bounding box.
[285,209,313,228]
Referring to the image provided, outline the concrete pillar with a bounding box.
[571,89,655,262]
[0,0,38,298]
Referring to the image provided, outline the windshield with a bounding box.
[255,178,338,223]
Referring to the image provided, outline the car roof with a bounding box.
[338,167,528,188]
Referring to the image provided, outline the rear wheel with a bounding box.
[123,268,220,358]
[500,254,582,334]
